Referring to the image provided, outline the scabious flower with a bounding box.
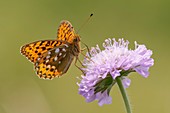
[78,38,154,106]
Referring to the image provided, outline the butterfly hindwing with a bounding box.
[34,44,75,79]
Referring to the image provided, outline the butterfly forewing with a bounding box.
[20,40,63,63]
[35,44,75,79]
[57,21,76,43]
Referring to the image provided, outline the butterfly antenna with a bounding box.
[76,13,93,33]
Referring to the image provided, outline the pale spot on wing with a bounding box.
[46,59,49,63]
[63,54,66,58]
[54,56,58,61]
[39,71,42,74]
[55,48,59,53]
[52,66,55,69]
[63,44,69,48]
[62,48,66,52]
[46,55,50,59]
[59,52,62,56]
[48,51,51,55]
[37,58,40,61]
[47,65,51,68]
[35,63,38,66]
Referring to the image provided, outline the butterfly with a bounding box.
[20,20,81,80]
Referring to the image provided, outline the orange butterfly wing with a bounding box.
[57,20,76,43]
[20,40,62,63]
[35,44,75,79]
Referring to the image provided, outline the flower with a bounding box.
[78,38,154,106]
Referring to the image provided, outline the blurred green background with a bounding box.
[0,0,169,113]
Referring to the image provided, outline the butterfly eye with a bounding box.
[73,36,80,42]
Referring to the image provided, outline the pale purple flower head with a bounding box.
[78,38,154,106]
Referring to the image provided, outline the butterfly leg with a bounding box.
[75,56,85,67]
[81,41,91,57]
[74,56,86,74]
[80,42,93,62]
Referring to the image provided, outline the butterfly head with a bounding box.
[73,34,80,42]
[70,34,81,56]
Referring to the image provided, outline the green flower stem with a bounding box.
[116,76,132,113]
